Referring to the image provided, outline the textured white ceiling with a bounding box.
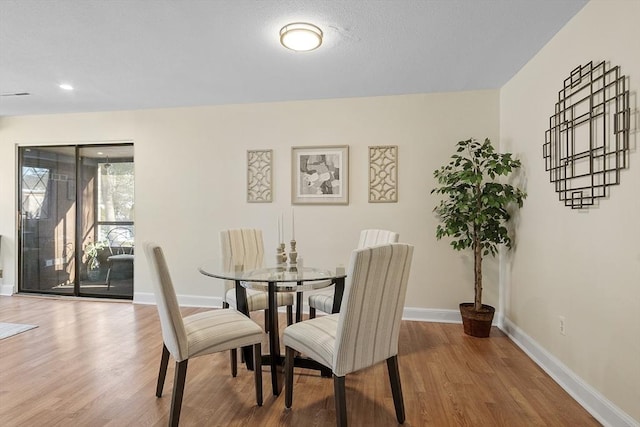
[0,0,588,117]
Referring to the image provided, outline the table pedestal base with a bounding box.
[242,347,332,395]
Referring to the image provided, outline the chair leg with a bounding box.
[253,343,263,406]
[156,344,170,397]
[387,355,406,424]
[230,348,237,377]
[286,305,293,326]
[333,374,348,427]
[309,307,316,319]
[169,360,188,427]
[264,309,270,332]
[284,346,295,408]
[224,300,243,367]
[106,267,112,290]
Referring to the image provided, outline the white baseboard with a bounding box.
[402,306,461,323]
[133,293,486,325]
[402,306,504,326]
[502,317,638,427]
[0,283,15,296]
[133,292,223,308]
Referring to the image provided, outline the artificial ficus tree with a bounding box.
[432,138,526,311]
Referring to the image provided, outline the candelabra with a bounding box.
[276,243,287,265]
[289,240,298,264]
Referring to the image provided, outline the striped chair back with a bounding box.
[220,229,265,294]
[333,243,413,377]
[144,243,189,362]
[357,229,399,248]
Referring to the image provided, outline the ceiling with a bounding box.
[0,0,588,117]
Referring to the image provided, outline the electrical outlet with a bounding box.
[559,316,566,335]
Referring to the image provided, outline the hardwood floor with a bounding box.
[0,295,600,426]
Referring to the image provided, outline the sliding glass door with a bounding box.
[18,144,134,299]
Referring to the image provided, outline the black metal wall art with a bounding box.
[544,61,630,209]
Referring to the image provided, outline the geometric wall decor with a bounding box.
[543,61,630,209]
[247,149,272,203]
[369,145,398,203]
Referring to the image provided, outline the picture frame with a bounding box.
[291,145,349,205]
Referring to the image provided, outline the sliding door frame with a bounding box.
[17,142,134,299]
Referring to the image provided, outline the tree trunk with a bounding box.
[474,180,483,312]
[474,238,482,312]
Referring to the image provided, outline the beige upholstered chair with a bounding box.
[308,229,399,318]
[145,243,264,427]
[220,229,294,324]
[284,243,414,427]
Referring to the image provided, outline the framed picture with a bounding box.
[291,145,349,205]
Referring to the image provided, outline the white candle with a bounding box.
[280,213,284,243]
[291,208,295,241]
[277,215,281,245]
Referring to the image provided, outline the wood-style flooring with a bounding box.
[0,295,600,426]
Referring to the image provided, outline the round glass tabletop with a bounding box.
[198,263,346,292]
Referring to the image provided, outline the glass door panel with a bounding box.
[78,146,134,298]
[19,147,77,294]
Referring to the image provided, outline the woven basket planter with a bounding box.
[459,303,495,338]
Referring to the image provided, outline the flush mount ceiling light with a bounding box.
[59,83,74,91]
[280,22,323,52]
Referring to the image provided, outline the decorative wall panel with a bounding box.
[544,61,630,209]
[369,145,398,203]
[247,149,272,203]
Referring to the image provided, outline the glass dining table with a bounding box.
[198,262,346,396]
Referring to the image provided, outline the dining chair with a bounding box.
[284,243,414,427]
[220,229,294,326]
[105,226,135,289]
[308,229,399,318]
[145,243,264,427]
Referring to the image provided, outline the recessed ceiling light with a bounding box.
[97,152,104,155]
[59,83,74,91]
[0,92,30,97]
[280,22,323,52]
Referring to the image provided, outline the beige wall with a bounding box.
[500,0,640,422]
[0,90,500,312]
